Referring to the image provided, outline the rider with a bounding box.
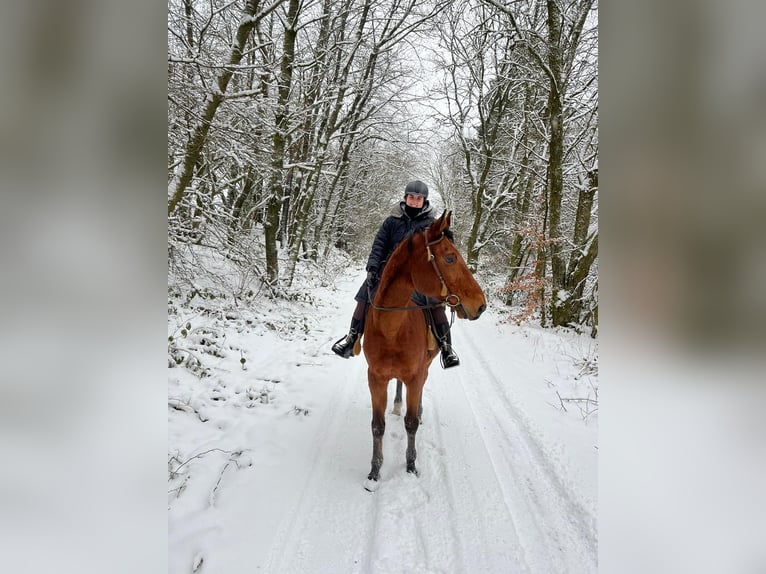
[331,180,460,369]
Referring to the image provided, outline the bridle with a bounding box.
[369,229,466,319]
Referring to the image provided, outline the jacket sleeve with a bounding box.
[366,218,393,271]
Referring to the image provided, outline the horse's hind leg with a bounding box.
[398,379,422,422]
[391,379,403,416]
[366,378,388,485]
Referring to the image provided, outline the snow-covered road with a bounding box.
[168,267,598,573]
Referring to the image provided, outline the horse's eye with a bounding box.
[444,255,456,264]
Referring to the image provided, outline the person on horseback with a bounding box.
[331,180,461,368]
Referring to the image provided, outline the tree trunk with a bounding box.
[556,168,598,324]
[568,185,596,274]
[504,180,532,306]
[504,126,536,306]
[228,167,256,243]
[264,0,300,285]
[569,233,598,318]
[536,246,548,327]
[545,0,568,326]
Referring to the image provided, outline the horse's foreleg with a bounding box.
[418,398,423,424]
[391,379,403,416]
[404,385,423,475]
[367,379,388,483]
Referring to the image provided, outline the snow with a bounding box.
[168,253,598,573]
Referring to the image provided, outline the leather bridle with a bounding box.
[424,231,466,316]
[370,229,464,318]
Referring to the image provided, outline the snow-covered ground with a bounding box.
[168,255,598,574]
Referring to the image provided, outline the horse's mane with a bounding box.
[377,230,422,291]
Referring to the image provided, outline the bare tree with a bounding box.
[431,0,597,326]
[168,0,286,218]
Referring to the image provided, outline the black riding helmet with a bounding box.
[404,180,429,199]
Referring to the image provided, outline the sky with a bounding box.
[168,249,599,573]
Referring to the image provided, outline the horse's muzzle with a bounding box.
[458,302,486,320]
[469,303,486,320]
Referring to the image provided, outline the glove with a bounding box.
[366,269,379,288]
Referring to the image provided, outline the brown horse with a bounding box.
[360,211,486,489]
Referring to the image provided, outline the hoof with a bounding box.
[406,466,419,476]
[363,478,379,492]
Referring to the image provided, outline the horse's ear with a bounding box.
[429,210,451,240]
[435,210,451,234]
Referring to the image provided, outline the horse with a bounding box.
[359,210,486,490]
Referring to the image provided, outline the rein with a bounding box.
[369,230,464,320]
[368,291,446,312]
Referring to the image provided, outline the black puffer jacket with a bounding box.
[354,201,453,303]
[366,201,436,272]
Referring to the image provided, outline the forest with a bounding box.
[168,0,598,332]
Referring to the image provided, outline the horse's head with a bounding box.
[412,211,487,320]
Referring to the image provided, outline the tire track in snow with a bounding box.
[466,332,598,539]
[413,417,468,574]
[424,382,529,573]
[256,356,373,573]
[455,333,598,573]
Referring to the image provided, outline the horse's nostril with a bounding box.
[478,304,486,316]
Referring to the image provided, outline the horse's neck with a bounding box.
[372,263,414,334]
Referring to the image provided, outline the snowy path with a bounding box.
[168,267,598,574]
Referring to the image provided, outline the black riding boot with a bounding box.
[434,323,460,369]
[332,317,363,358]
